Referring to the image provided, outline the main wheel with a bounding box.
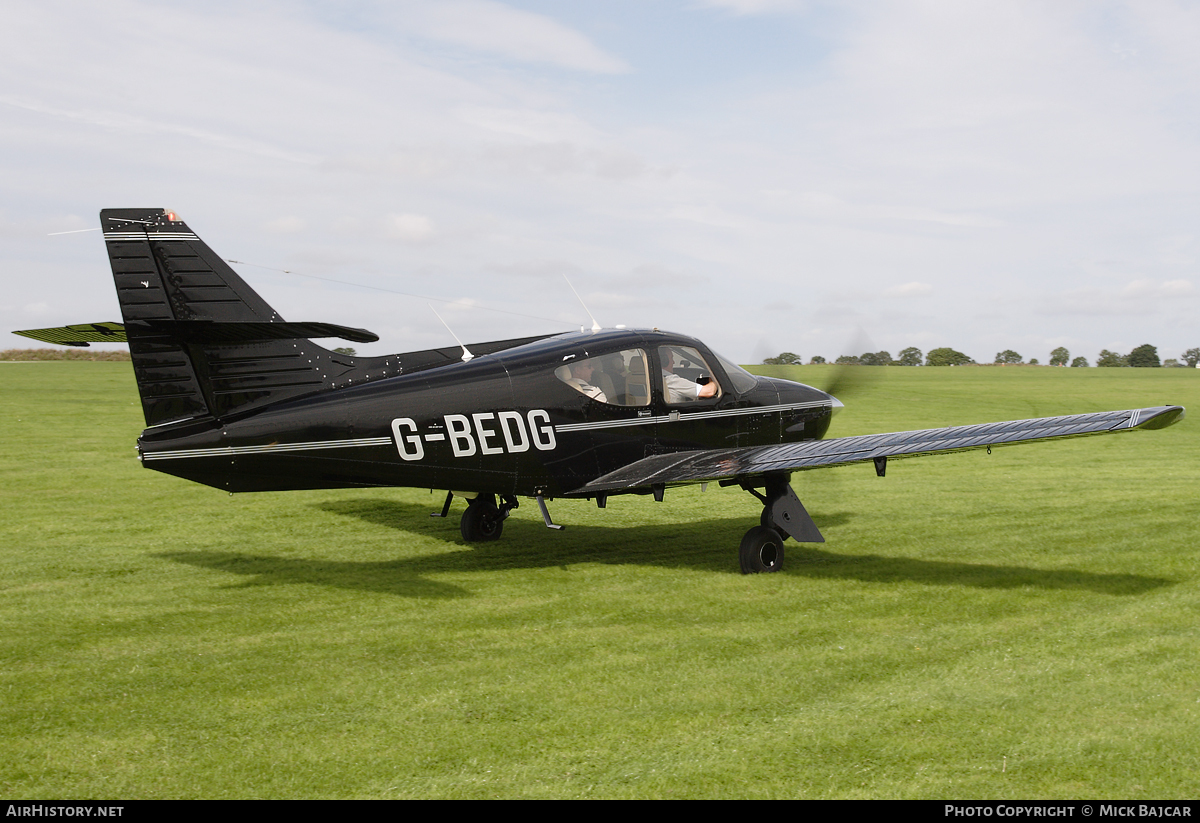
[460,495,504,542]
[739,526,785,574]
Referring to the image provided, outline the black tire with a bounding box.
[739,526,785,574]
[460,495,504,542]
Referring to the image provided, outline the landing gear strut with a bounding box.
[459,494,518,542]
[736,473,824,574]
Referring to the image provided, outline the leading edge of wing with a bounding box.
[575,405,1186,495]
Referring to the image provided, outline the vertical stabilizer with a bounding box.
[101,208,392,427]
[103,208,217,425]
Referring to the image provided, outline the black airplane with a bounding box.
[15,208,1185,573]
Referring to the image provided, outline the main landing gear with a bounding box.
[460,495,503,541]
[735,473,825,574]
[439,477,823,575]
[436,491,563,543]
[739,526,785,573]
[447,493,519,542]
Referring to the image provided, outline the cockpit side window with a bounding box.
[554,349,650,407]
[658,345,722,404]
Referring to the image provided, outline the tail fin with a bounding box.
[102,208,388,427]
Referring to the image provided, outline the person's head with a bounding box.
[661,348,675,372]
[571,361,594,380]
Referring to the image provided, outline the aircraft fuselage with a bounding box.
[137,329,836,498]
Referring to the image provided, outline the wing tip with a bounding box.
[1135,405,1185,430]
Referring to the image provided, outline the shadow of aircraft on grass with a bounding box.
[151,496,1172,599]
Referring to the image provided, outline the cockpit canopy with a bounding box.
[549,333,762,406]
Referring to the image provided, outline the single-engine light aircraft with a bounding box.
[15,208,1185,573]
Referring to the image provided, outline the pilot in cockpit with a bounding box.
[661,347,718,403]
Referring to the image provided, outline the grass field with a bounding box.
[1,361,1197,799]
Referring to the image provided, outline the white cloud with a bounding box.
[265,216,306,234]
[0,214,92,239]
[1037,279,1196,316]
[697,0,809,15]
[387,214,435,242]
[478,141,651,181]
[0,95,321,166]
[1122,279,1193,297]
[488,260,583,280]
[439,298,483,315]
[3,1,1200,363]
[791,192,1003,228]
[885,282,933,298]
[458,106,589,143]
[400,0,628,73]
[665,205,757,232]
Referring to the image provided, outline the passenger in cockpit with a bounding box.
[563,360,607,403]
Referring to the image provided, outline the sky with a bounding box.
[2,0,1198,365]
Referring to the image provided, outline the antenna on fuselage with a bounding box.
[563,275,601,333]
[428,304,474,362]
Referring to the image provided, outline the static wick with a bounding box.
[47,228,101,236]
[429,304,474,362]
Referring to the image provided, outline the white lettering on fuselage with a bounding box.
[391,410,556,461]
[392,418,425,461]
[498,410,530,453]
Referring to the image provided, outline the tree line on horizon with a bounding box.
[762,345,1200,368]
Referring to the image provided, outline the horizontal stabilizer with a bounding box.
[577,405,1186,494]
[12,322,127,347]
[136,320,379,344]
[13,320,379,347]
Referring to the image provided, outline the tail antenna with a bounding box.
[429,304,474,362]
[563,274,602,332]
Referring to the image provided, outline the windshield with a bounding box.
[711,349,760,394]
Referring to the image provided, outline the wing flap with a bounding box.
[576,405,1185,494]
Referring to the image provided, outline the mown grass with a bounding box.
[1,362,1196,798]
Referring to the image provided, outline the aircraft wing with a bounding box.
[576,405,1185,495]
